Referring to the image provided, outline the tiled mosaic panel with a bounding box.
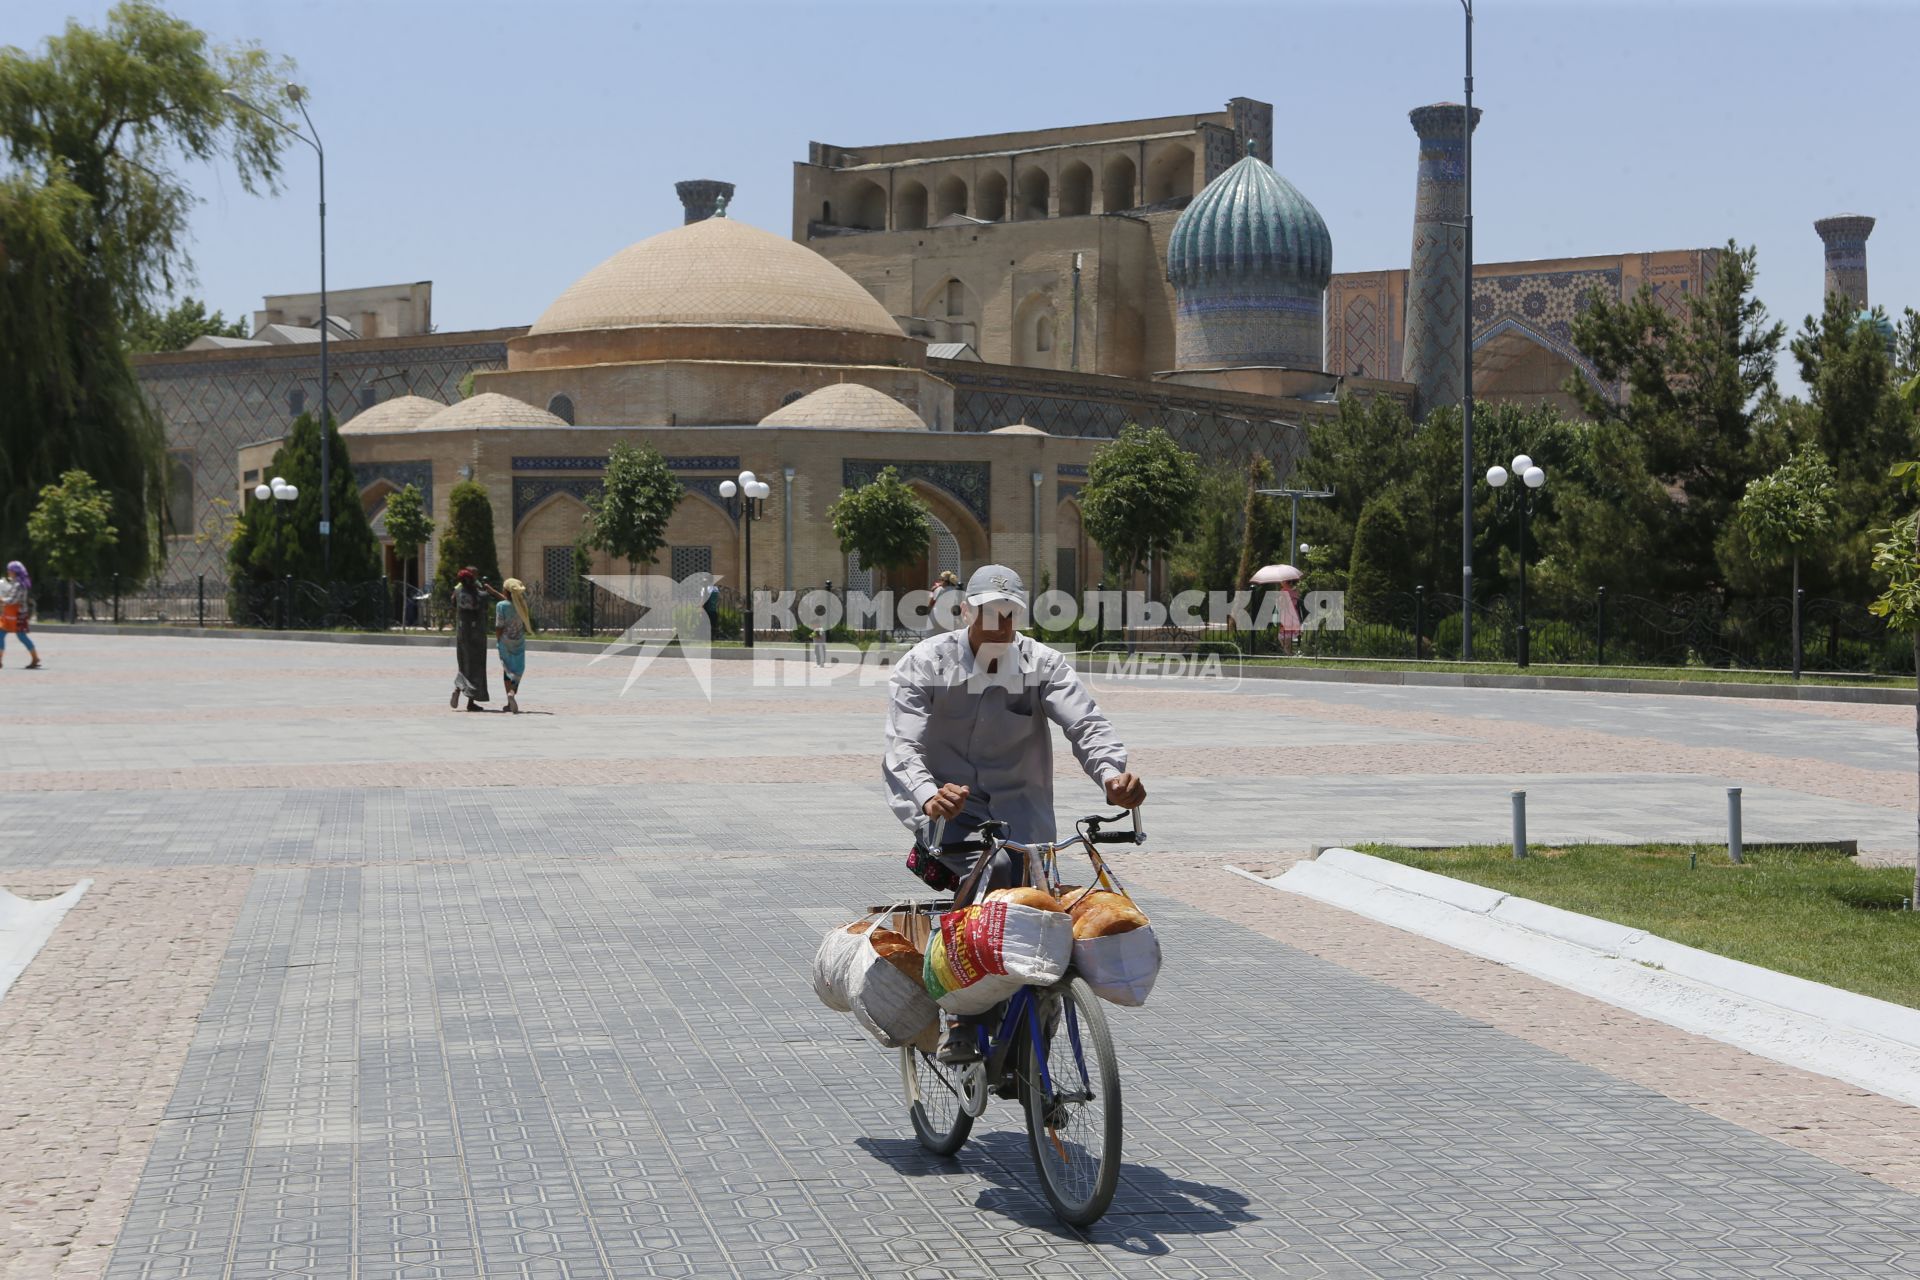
[139,340,508,579]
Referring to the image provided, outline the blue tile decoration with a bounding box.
[512,476,600,524]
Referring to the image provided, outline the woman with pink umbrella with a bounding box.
[1249,562,1304,654]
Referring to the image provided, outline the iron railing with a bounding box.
[49,575,1917,677]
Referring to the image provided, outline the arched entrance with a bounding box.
[1472,319,1602,416]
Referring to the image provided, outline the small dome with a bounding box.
[419,393,566,430]
[758,383,926,431]
[990,422,1048,435]
[1167,149,1332,288]
[530,216,904,339]
[339,395,446,435]
[1857,308,1896,351]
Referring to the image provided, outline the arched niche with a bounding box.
[1472,318,1604,416]
[977,170,1008,222]
[1144,143,1195,203]
[1015,166,1050,221]
[847,178,886,230]
[513,490,593,584]
[894,179,928,231]
[934,174,968,220]
[1058,161,1093,216]
[1015,292,1059,369]
[1102,154,1136,213]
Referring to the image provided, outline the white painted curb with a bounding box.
[0,880,92,1003]
[1235,851,1920,1110]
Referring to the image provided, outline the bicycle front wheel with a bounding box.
[902,1045,974,1156]
[1019,977,1121,1226]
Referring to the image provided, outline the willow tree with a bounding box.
[0,2,294,579]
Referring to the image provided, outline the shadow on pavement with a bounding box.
[858,1131,1255,1255]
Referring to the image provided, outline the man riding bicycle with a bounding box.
[883,564,1146,1063]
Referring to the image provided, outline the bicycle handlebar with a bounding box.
[925,805,1144,855]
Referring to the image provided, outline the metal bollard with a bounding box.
[1728,787,1744,865]
[1511,790,1527,860]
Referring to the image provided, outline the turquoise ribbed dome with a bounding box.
[1856,308,1896,351]
[1166,149,1332,288]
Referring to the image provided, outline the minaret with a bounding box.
[1400,103,1481,416]
[675,179,735,225]
[1813,214,1874,308]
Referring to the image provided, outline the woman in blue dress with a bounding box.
[490,577,533,713]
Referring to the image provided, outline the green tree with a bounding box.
[381,483,434,611]
[1788,298,1920,598]
[1345,495,1413,622]
[1720,447,1840,598]
[1081,424,1203,590]
[25,469,119,592]
[1568,241,1785,594]
[587,442,682,573]
[126,295,247,352]
[226,412,381,585]
[1890,309,1920,378]
[432,480,503,598]
[567,530,594,634]
[1867,455,1920,909]
[0,2,295,580]
[1231,455,1283,592]
[1171,462,1249,596]
[828,466,931,590]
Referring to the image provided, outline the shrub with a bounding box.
[1345,622,1415,659]
[1528,619,1589,664]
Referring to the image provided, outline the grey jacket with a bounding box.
[883,629,1128,845]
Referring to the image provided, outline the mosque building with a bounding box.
[136,95,1876,603]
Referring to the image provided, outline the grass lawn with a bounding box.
[1358,843,1920,1009]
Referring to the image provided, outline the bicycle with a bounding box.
[878,807,1147,1227]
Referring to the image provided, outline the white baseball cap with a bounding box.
[964,564,1028,613]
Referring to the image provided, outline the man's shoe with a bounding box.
[936,1019,981,1065]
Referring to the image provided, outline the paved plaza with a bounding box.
[3,632,1919,1278]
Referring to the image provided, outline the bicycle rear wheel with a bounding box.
[1019,977,1121,1227]
[902,1045,974,1156]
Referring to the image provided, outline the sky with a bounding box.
[5,0,1916,396]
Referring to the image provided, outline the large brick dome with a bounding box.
[529,216,904,339]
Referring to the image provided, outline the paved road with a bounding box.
[2,633,1917,1278]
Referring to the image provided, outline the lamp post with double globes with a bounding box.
[1485,454,1545,668]
[226,84,332,573]
[718,470,770,649]
[252,477,299,629]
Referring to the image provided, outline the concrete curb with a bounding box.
[0,879,93,1003]
[1231,849,1920,1109]
[35,622,1916,703]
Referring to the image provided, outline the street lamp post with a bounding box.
[1459,0,1477,659]
[719,470,770,648]
[226,85,331,574]
[252,476,299,628]
[1485,454,1545,668]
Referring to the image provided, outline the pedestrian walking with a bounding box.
[700,575,722,638]
[449,568,491,710]
[490,577,533,714]
[0,561,40,669]
[930,569,961,632]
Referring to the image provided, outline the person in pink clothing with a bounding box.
[0,561,40,669]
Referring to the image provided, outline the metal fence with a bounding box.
[55,575,760,641]
[47,574,1917,677]
[1243,587,1913,676]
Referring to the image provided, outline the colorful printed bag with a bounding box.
[922,900,1073,1016]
